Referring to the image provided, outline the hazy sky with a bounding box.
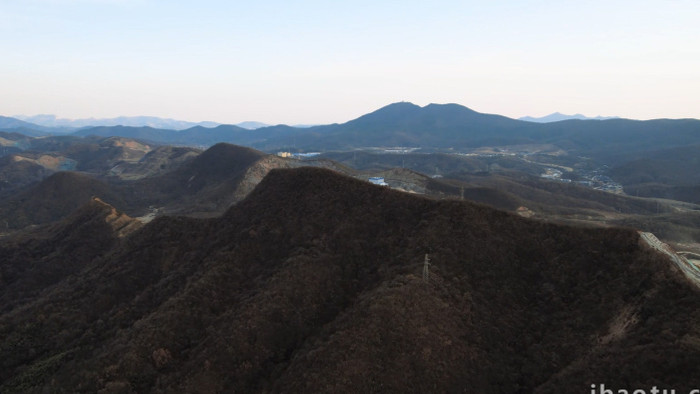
[2,0,699,124]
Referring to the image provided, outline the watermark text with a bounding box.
[592,384,699,394]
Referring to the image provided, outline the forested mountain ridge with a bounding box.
[1,167,698,393]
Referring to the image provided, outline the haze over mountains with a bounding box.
[13,114,222,131]
[5,107,624,132]
[9,115,310,132]
[4,102,696,157]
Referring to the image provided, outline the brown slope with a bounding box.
[0,167,698,393]
[0,155,52,197]
[0,136,158,198]
[59,136,152,173]
[109,145,201,180]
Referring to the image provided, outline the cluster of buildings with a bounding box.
[540,167,624,193]
[276,152,321,159]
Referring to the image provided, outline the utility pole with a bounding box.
[423,254,431,282]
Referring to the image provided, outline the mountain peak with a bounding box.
[372,101,422,114]
[352,102,482,126]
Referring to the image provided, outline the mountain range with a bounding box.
[7,110,622,131]
[9,115,313,132]
[5,102,690,165]
[4,101,700,208]
[4,104,699,163]
[0,116,59,136]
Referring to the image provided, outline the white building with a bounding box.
[369,177,389,186]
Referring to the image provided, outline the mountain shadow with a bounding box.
[0,171,127,230]
[0,197,139,314]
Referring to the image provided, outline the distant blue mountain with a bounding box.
[14,114,221,131]
[235,121,270,130]
[0,116,56,136]
[519,112,619,123]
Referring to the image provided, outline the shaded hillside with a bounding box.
[60,137,152,173]
[446,172,665,217]
[0,156,52,198]
[319,147,700,243]
[621,184,700,206]
[608,145,700,204]
[0,135,157,194]
[0,143,340,230]
[320,150,548,178]
[0,144,265,229]
[0,116,38,130]
[611,210,700,245]
[539,118,700,164]
[26,135,89,152]
[320,150,488,174]
[425,177,523,210]
[0,198,140,313]
[123,143,268,214]
[127,144,355,216]
[0,117,51,136]
[0,132,32,154]
[350,166,523,211]
[398,170,700,243]
[1,167,698,393]
[0,172,126,230]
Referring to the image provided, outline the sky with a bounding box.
[2,0,699,125]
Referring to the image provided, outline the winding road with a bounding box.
[639,232,700,288]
